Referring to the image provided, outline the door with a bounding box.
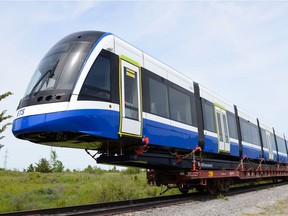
[266,131,274,160]
[119,56,142,137]
[215,106,230,153]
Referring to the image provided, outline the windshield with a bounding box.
[25,42,93,97]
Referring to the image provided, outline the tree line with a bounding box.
[26,150,65,173]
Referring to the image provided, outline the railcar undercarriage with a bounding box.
[87,143,288,195]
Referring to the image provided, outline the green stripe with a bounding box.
[120,55,140,67]
[214,103,226,110]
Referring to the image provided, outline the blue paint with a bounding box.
[202,135,239,157]
[230,141,239,157]
[13,109,120,140]
[13,114,47,134]
[278,154,287,163]
[203,136,218,154]
[14,108,286,163]
[142,119,198,150]
[242,145,262,160]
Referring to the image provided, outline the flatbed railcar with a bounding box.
[12,31,288,194]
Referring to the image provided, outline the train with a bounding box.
[12,31,288,194]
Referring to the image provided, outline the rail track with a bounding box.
[1,181,286,216]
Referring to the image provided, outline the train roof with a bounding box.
[54,31,109,46]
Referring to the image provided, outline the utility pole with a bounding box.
[3,149,8,169]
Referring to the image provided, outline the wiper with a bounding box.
[30,60,59,96]
[47,59,59,79]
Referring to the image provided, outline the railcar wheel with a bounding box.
[206,179,218,195]
[219,178,231,192]
[179,188,189,194]
[155,180,161,187]
[194,185,205,193]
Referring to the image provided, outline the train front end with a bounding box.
[12,31,120,150]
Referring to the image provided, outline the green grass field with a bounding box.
[0,169,179,213]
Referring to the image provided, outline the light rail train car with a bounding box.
[12,31,288,193]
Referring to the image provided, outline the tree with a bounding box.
[122,167,142,175]
[83,165,105,174]
[50,150,64,172]
[0,92,12,150]
[27,164,35,172]
[35,158,52,173]
[28,150,65,173]
[83,165,94,173]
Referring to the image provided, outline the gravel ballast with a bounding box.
[128,184,288,216]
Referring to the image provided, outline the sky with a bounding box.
[1,1,288,171]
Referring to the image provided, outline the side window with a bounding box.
[227,111,237,139]
[240,119,249,143]
[251,124,260,145]
[169,87,192,125]
[276,136,286,154]
[270,135,277,151]
[79,55,111,101]
[261,128,268,149]
[149,78,169,118]
[240,118,260,146]
[202,99,216,133]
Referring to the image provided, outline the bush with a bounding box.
[83,165,105,174]
[122,167,142,175]
[35,158,52,173]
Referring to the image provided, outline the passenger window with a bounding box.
[240,118,260,146]
[202,99,216,133]
[270,135,277,151]
[124,67,139,120]
[149,78,169,118]
[79,55,111,101]
[240,119,249,143]
[169,87,192,125]
[261,128,268,148]
[276,136,286,154]
[251,124,260,145]
[227,112,238,139]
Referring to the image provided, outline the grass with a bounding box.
[0,169,179,213]
[216,193,229,201]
